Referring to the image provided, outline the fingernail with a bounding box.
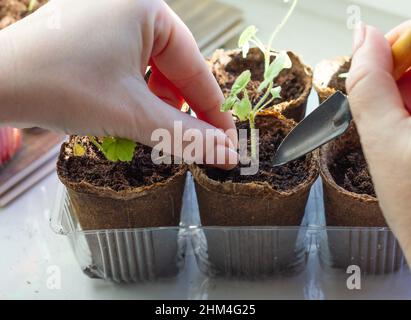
[353,22,366,54]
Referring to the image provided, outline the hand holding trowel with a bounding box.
[272,27,411,166]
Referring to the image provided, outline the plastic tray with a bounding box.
[51,173,409,283]
[51,183,188,283]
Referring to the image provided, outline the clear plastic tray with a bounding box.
[51,173,410,284]
[51,184,188,283]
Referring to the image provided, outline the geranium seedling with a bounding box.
[221,0,297,160]
[88,136,137,162]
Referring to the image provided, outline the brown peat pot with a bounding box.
[315,58,406,274]
[190,112,319,277]
[208,48,313,122]
[57,136,187,281]
[313,56,351,103]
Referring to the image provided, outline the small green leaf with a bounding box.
[101,137,136,162]
[238,25,258,47]
[233,96,252,121]
[338,72,348,78]
[231,70,251,96]
[73,143,86,157]
[258,51,292,91]
[221,96,237,112]
[270,86,282,100]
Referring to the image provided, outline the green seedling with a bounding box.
[221,0,297,160]
[88,136,136,162]
[338,72,349,79]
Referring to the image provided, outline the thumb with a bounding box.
[129,79,238,170]
[347,24,409,132]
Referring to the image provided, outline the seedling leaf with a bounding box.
[221,96,237,112]
[238,25,258,47]
[271,86,282,99]
[258,51,292,91]
[233,97,252,121]
[338,72,348,78]
[101,137,136,162]
[242,41,250,59]
[231,70,251,96]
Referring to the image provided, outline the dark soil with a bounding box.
[210,48,305,108]
[329,148,376,197]
[0,0,47,29]
[58,136,181,192]
[328,59,351,94]
[203,118,310,191]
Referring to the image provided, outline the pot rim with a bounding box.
[313,55,350,98]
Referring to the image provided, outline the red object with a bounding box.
[148,60,185,109]
[0,127,22,166]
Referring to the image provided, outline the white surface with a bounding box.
[1,0,411,300]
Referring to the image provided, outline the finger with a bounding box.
[150,2,237,148]
[386,20,411,45]
[129,78,238,170]
[148,63,185,109]
[347,25,409,131]
[398,69,411,112]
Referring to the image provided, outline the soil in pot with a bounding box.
[57,136,187,230]
[190,113,319,277]
[0,0,47,29]
[313,56,351,102]
[208,48,313,121]
[329,147,375,197]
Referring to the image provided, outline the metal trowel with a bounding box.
[272,28,411,166]
[272,91,351,166]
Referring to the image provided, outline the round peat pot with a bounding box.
[208,48,313,122]
[313,56,350,103]
[57,136,187,282]
[319,125,406,274]
[190,113,319,277]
